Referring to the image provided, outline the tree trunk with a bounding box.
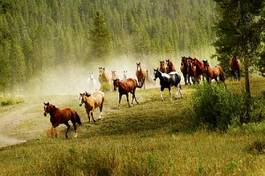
[243,57,251,123]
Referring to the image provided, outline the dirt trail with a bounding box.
[0,103,40,148]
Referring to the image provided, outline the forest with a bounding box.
[0,0,215,93]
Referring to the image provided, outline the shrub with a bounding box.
[100,82,111,92]
[0,96,24,106]
[192,83,242,131]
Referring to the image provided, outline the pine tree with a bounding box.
[89,11,112,60]
[213,0,265,122]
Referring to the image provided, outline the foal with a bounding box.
[43,102,82,138]
[79,91,105,122]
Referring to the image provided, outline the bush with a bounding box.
[100,82,111,92]
[0,96,24,106]
[192,83,242,131]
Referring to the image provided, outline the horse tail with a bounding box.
[75,112,82,126]
[219,67,226,82]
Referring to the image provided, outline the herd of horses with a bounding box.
[43,56,241,138]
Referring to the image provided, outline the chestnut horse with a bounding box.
[159,61,167,73]
[79,91,105,122]
[230,56,240,81]
[136,62,147,89]
[43,102,82,138]
[191,58,206,83]
[203,60,226,85]
[113,78,140,107]
[166,59,176,73]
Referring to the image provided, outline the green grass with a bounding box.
[0,78,265,175]
[0,96,24,106]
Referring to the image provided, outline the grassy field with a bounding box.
[0,78,265,175]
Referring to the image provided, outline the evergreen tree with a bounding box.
[89,11,111,60]
[213,0,265,122]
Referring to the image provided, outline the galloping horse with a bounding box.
[43,102,82,138]
[79,91,105,122]
[136,62,147,89]
[113,78,140,107]
[159,61,167,73]
[166,59,176,73]
[230,56,240,81]
[191,58,205,83]
[203,60,226,85]
[180,57,191,85]
[153,69,182,101]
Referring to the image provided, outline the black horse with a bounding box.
[153,69,182,100]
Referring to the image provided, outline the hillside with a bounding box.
[0,0,215,92]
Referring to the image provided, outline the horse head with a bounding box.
[203,60,210,71]
[136,62,141,71]
[79,92,91,106]
[43,102,55,116]
[153,68,161,81]
[113,79,120,91]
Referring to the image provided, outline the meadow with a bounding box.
[0,78,265,175]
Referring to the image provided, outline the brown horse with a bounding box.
[43,102,82,138]
[136,62,147,88]
[98,67,109,83]
[79,91,105,122]
[191,58,206,83]
[203,60,226,84]
[113,78,140,107]
[230,56,240,81]
[159,61,167,73]
[166,59,176,73]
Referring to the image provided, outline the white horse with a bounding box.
[88,72,100,92]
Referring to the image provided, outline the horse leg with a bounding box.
[71,120,78,138]
[99,104,104,119]
[160,88,164,101]
[133,89,139,104]
[64,122,70,138]
[118,93,122,106]
[168,87,172,101]
[87,110,91,122]
[91,111,96,122]
[126,93,130,107]
[183,74,187,85]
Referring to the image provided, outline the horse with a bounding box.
[113,78,140,107]
[159,60,167,73]
[191,58,206,83]
[230,56,240,81]
[136,62,147,89]
[180,56,192,85]
[98,67,110,91]
[166,59,176,73]
[203,60,226,85]
[123,70,128,80]
[153,69,182,101]
[88,72,100,92]
[43,102,82,138]
[79,91,105,122]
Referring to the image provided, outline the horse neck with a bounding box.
[49,106,58,117]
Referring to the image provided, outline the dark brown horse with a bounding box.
[159,61,167,73]
[203,60,226,85]
[230,56,240,81]
[136,62,147,88]
[166,59,176,73]
[43,102,82,138]
[113,78,140,107]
